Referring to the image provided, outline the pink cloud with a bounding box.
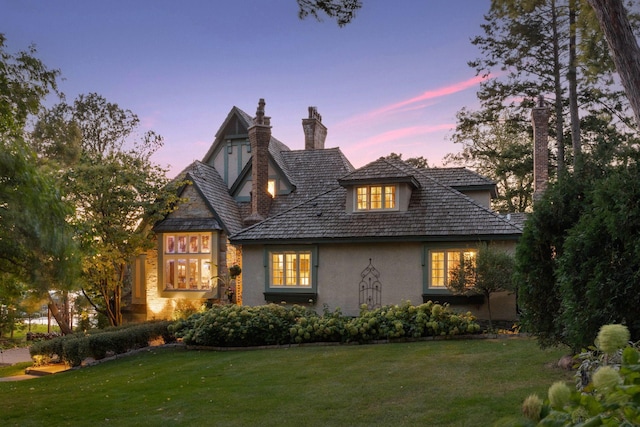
[338,75,488,128]
[349,123,454,151]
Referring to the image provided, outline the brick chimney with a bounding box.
[245,98,272,225]
[302,106,327,150]
[532,95,550,202]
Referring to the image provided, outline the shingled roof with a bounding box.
[154,161,244,235]
[423,167,497,197]
[230,158,522,244]
[338,157,421,188]
[269,148,355,213]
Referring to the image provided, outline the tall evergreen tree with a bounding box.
[448,0,638,212]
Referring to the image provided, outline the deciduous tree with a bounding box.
[447,243,515,330]
[0,35,80,334]
[33,93,182,326]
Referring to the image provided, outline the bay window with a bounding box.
[162,232,214,291]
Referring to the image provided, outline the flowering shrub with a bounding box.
[171,301,481,347]
[346,301,480,343]
[518,324,640,426]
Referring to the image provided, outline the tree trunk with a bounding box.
[47,294,73,335]
[569,0,582,170]
[588,0,640,128]
[551,0,566,174]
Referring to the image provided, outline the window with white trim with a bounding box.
[270,250,312,288]
[356,185,397,211]
[429,249,476,288]
[162,232,213,291]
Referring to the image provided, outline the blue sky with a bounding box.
[2,0,490,175]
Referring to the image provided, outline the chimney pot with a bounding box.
[302,106,327,150]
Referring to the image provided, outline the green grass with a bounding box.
[0,337,571,426]
[0,362,32,377]
[1,323,62,349]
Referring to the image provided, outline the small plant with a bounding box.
[228,264,241,278]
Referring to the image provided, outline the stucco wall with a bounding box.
[240,241,517,320]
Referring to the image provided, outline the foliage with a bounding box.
[575,339,640,393]
[557,161,640,349]
[228,264,242,278]
[448,0,640,212]
[384,152,429,169]
[170,301,481,347]
[448,117,534,213]
[517,324,640,426]
[296,0,362,27]
[31,93,184,327]
[29,320,174,367]
[515,168,594,349]
[447,243,516,330]
[0,36,81,335]
[0,34,60,139]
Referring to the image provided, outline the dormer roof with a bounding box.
[338,157,421,188]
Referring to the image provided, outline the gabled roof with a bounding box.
[230,160,522,244]
[338,157,421,188]
[155,161,243,236]
[186,161,244,235]
[201,106,253,165]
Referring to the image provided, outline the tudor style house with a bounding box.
[131,99,525,321]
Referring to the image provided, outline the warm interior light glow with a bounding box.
[268,179,276,197]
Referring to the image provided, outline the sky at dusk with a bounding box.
[2,1,491,176]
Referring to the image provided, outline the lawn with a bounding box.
[1,323,61,349]
[0,337,571,426]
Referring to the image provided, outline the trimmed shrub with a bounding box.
[30,320,174,366]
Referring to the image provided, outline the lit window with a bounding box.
[429,249,477,288]
[356,185,397,211]
[163,232,214,291]
[268,179,276,197]
[270,250,312,288]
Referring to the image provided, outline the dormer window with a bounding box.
[356,185,397,211]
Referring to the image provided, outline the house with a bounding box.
[131,99,525,321]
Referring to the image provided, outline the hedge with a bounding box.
[30,320,174,367]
